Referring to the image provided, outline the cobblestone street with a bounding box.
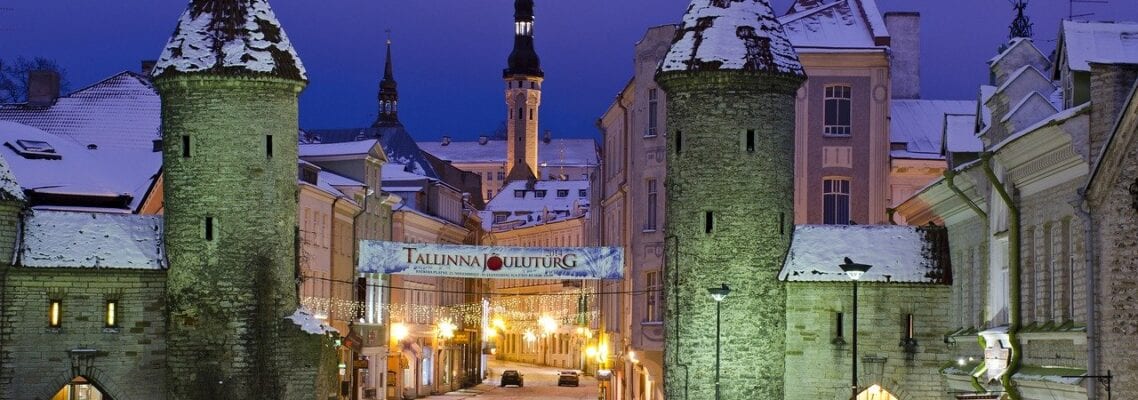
[421,359,599,400]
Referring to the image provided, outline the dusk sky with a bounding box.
[3,0,1137,142]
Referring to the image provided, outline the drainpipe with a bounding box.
[665,234,691,400]
[1070,190,1098,400]
[943,170,989,393]
[980,153,1023,400]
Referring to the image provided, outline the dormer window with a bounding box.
[557,189,569,197]
[534,190,547,198]
[7,139,61,160]
[579,189,587,197]
[514,190,526,198]
[494,213,508,224]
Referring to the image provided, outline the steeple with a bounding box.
[504,0,543,78]
[1009,0,1033,39]
[376,33,401,127]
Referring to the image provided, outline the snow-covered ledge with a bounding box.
[286,307,338,335]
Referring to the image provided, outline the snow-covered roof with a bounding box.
[0,121,160,210]
[890,99,976,156]
[0,151,23,201]
[661,0,804,75]
[1058,20,1138,73]
[944,114,982,153]
[987,37,1048,66]
[153,0,306,81]
[299,139,381,158]
[319,169,365,189]
[978,85,997,134]
[481,180,589,230]
[779,0,886,50]
[382,162,431,183]
[989,102,1091,153]
[18,210,165,269]
[417,138,599,167]
[304,126,438,178]
[0,71,160,152]
[780,224,950,283]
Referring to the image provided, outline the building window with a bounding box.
[497,171,505,180]
[704,211,714,234]
[823,178,851,225]
[824,85,852,136]
[181,135,191,158]
[48,299,62,328]
[557,189,568,197]
[487,190,494,200]
[647,89,659,137]
[205,217,215,241]
[105,301,118,328]
[266,135,273,158]
[646,271,663,322]
[745,129,755,153]
[579,189,587,197]
[514,190,525,198]
[645,179,658,231]
[518,107,524,120]
[534,190,547,198]
[835,312,845,339]
[675,130,682,154]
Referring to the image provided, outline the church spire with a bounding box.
[1009,0,1033,39]
[504,0,543,78]
[376,31,401,127]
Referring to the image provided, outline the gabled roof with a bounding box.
[779,0,888,50]
[17,209,165,269]
[0,71,160,152]
[890,99,976,157]
[660,0,804,75]
[1055,20,1138,77]
[304,126,437,178]
[481,179,589,230]
[299,139,385,161]
[1000,91,1059,128]
[943,114,982,154]
[418,138,599,168]
[153,0,306,81]
[987,37,1048,66]
[780,224,950,284]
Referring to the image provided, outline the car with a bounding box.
[557,370,580,387]
[500,369,524,387]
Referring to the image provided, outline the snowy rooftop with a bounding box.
[481,180,589,230]
[944,114,982,153]
[661,0,804,75]
[18,210,165,269]
[417,138,599,167]
[304,126,438,179]
[299,139,381,158]
[779,0,887,50]
[0,71,161,152]
[1059,20,1138,73]
[780,224,950,283]
[0,121,160,210]
[153,0,306,81]
[891,99,977,156]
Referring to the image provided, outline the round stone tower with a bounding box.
[152,1,320,398]
[656,1,805,399]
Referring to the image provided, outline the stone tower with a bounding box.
[153,1,332,399]
[503,0,543,181]
[656,1,805,399]
[376,36,402,127]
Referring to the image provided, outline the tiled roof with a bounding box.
[0,71,160,152]
[18,209,165,269]
[780,224,950,283]
[418,138,598,167]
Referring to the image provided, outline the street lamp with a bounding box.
[707,283,730,400]
[840,257,872,400]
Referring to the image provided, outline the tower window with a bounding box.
[519,107,524,120]
[530,82,535,89]
[205,217,215,241]
[182,135,191,158]
[704,211,714,234]
[746,130,755,152]
[266,135,273,158]
[824,85,852,136]
[835,312,845,339]
[529,108,534,120]
[49,300,62,328]
[823,178,851,225]
[106,300,118,328]
[675,130,682,155]
[779,212,785,236]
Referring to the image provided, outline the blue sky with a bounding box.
[2,0,1136,142]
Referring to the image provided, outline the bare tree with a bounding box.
[0,56,71,103]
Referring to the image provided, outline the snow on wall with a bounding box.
[0,154,24,201]
[780,224,948,283]
[286,307,338,335]
[661,0,804,75]
[19,210,165,269]
[153,0,306,81]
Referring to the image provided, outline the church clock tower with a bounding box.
[503,0,543,181]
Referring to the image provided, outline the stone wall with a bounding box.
[660,70,801,400]
[0,267,167,400]
[785,282,953,400]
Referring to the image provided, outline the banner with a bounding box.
[358,241,624,280]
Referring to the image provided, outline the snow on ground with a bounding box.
[419,359,597,400]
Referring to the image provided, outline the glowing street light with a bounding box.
[707,283,731,400]
[391,322,409,342]
[538,315,558,335]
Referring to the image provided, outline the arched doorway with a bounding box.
[857,384,900,400]
[51,376,109,400]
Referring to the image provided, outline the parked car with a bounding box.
[557,370,580,387]
[500,370,524,387]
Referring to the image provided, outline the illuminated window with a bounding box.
[106,301,118,328]
[824,85,852,136]
[823,178,851,225]
[49,300,62,328]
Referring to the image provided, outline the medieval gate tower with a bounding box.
[657,1,805,399]
[153,1,330,398]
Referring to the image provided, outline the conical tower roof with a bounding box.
[152,0,306,81]
[660,0,804,76]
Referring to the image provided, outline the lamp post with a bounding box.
[840,257,872,400]
[707,283,731,400]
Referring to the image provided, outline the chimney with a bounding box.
[885,12,921,99]
[141,60,158,77]
[441,135,451,146]
[27,70,61,106]
[478,135,490,145]
[1088,62,1138,159]
[543,129,552,144]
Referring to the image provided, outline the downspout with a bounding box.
[665,234,690,400]
[1070,191,1098,400]
[980,153,1023,400]
[944,170,989,393]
